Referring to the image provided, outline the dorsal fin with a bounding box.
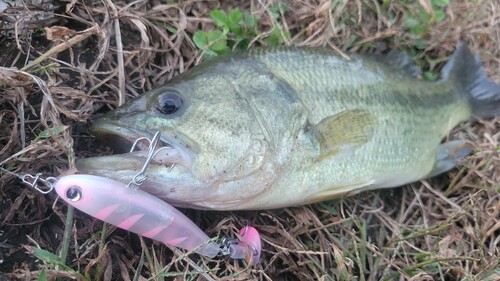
[382,50,422,77]
[367,50,422,78]
[312,109,375,160]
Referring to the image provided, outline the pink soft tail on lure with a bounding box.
[230,226,261,266]
[54,175,220,258]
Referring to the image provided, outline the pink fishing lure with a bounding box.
[54,174,220,257]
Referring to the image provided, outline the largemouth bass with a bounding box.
[77,44,500,210]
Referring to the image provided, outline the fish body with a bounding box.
[77,45,500,210]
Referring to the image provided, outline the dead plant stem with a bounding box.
[20,25,100,72]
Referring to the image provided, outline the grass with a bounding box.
[0,0,499,280]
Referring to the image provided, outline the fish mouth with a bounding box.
[77,119,194,172]
[76,119,220,209]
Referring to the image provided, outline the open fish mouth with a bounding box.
[77,120,194,172]
[75,119,222,209]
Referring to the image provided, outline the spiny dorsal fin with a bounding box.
[366,50,422,78]
[312,109,375,160]
[382,50,422,78]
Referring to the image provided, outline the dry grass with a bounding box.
[1,0,499,280]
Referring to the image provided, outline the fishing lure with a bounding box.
[54,174,261,264]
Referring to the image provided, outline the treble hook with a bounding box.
[128,132,171,189]
[217,225,262,266]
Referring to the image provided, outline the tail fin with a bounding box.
[441,43,500,119]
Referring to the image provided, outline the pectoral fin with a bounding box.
[313,109,375,160]
[427,140,472,178]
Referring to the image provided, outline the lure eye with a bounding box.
[66,186,82,202]
[157,91,183,115]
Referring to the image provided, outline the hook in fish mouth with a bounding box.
[83,119,194,170]
[75,121,217,210]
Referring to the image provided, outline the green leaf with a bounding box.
[193,31,208,49]
[223,9,242,34]
[194,30,229,54]
[413,38,428,49]
[231,26,244,38]
[210,39,228,52]
[418,8,431,22]
[403,16,419,29]
[243,12,257,28]
[153,21,177,33]
[264,26,286,46]
[234,38,251,50]
[382,0,392,10]
[34,126,68,141]
[424,71,439,81]
[432,0,449,7]
[206,30,228,53]
[221,26,230,35]
[26,246,87,280]
[29,246,64,265]
[164,25,177,33]
[268,5,280,19]
[411,23,428,36]
[206,30,225,43]
[203,49,219,59]
[228,9,243,24]
[38,269,47,281]
[435,10,446,22]
[27,246,72,271]
[210,9,228,27]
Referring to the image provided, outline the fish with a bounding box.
[76,44,500,210]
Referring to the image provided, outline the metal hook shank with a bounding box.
[128,131,162,188]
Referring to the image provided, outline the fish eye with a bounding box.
[156,91,183,115]
[66,186,82,202]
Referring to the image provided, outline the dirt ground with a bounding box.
[0,0,499,280]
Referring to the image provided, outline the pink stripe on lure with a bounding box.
[54,174,220,258]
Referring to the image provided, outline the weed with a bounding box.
[403,0,449,49]
[25,246,86,280]
[193,7,288,58]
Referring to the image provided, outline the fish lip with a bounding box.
[89,119,194,168]
[90,119,145,153]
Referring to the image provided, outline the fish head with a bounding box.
[77,63,302,209]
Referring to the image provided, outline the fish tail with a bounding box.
[441,43,500,119]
